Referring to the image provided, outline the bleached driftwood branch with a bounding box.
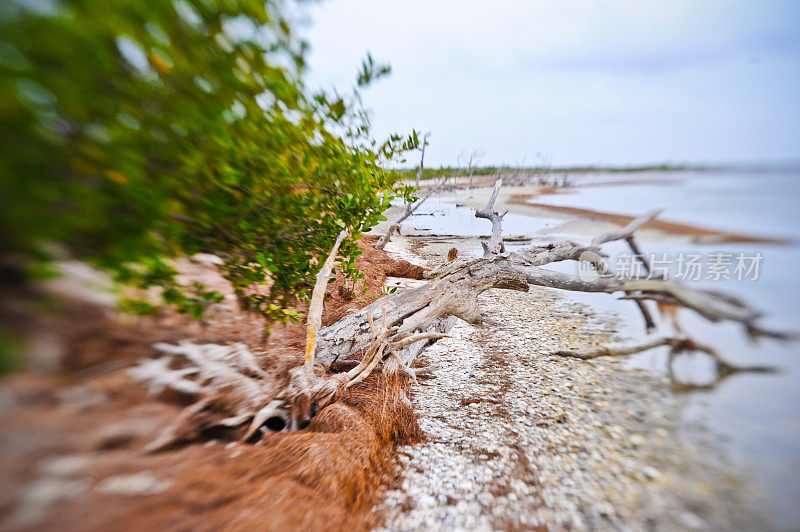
[306,229,348,366]
[474,178,506,257]
[551,336,765,369]
[551,336,776,389]
[589,210,661,330]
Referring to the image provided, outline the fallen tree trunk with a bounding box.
[133,182,793,447]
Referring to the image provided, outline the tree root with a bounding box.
[128,341,282,452]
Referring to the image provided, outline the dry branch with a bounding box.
[551,336,776,384]
[375,177,447,250]
[474,178,506,257]
[591,208,662,246]
[306,229,348,366]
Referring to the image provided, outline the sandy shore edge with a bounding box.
[372,233,770,531]
[395,182,792,246]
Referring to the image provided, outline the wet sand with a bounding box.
[431,183,792,246]
[508,194,793,245]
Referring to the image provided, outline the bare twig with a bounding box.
[375,176,447,250]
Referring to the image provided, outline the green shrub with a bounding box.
[0,0,417,331]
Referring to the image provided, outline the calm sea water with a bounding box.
[405,171,800,529]
[540,171,800,529]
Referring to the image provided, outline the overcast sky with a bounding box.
[299,1,800,168]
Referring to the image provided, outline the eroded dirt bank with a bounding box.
[0,238,424,531]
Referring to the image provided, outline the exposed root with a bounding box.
[128,341,280,452]
[306,229,349,366]
[389,331,449,350]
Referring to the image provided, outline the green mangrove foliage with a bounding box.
[0,0,417,330]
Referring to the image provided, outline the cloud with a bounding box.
[300,0,800,166]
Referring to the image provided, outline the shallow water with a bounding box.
[403,171,800,529]
[399,193,563,238]
[538,171,800,241]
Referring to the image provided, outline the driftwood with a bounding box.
[306,229,348,366]
[374,179,447,250]
[134,181,792,448]
[552,336,775,373]
[552,336,776,391]
[474,179,506,257]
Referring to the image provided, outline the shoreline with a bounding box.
[373,233,770,530]
[428,182,792,246]
[508,194,793,246]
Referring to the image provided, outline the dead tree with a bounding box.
[132,183,793,448]
[415,132,430,184]
[533,152,552,186]
[375,133,446,250]
[458,149,484,188]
